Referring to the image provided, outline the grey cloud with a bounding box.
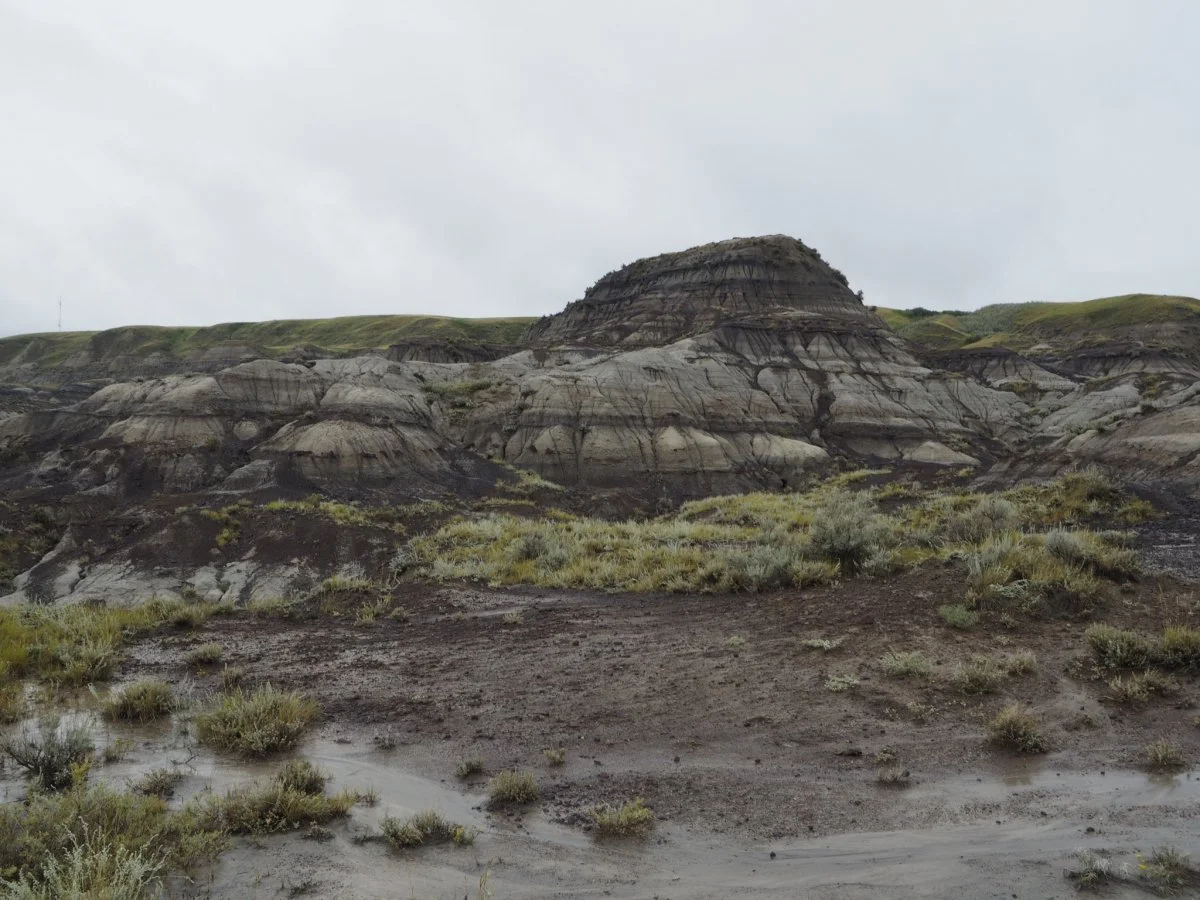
[1,0,1197,337]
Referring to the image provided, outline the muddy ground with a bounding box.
[57,558,1195,899]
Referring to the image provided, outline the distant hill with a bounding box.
[0,315,537,381]
[878,294,1200,355]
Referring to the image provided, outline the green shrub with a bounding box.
[487,770,538,806]
[939,604,978,629]
[944,495,1019,544]
[1088,624,1200,671]
[880,650,932,679]
[806,491,891,573]
[103,679,175,723]
[274,759,328,795]
[987,703,1048,753]
[1003,650,1038,676]
[184,643,222,666]
[543,748,566,766]
[950,656,1002,694]
[132,768,185,799]
[195,685,318,757]
[1138,846,1194,892]
[381,809,475,848]
[590,797,655,837]
[1,719,95,791]
[1108,669,1178,704]
[0,780,226,885]
[1159,625,1200,669]
[825,674,860,692]
[455,757,484,779]
[0,829,165,900]
[184,780,354,835]
[1142,741,1185,772]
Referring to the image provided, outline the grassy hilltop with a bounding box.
[878,294,1200,353]
[0,315,537,373]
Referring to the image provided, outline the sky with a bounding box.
[1,1,1198,337]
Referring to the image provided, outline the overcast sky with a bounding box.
[1,1,1197,337]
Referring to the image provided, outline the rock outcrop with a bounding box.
[525,235,872,347]
[2,235,1199,506]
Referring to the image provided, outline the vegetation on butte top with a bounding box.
[876,293,1200,354]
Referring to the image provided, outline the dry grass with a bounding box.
[131,767,185,799]
[381,809,475,848]
[456,757,484,779]
[408,474,1147,605]
[1142,741,1186,772]
[1108,669,1178,704]
[880,650,932,679]
[486,770,538,806]
[0,598,226,687]
[590,797,655,837]
[102,679,176,723]
[987,703,1048,753]
[184,764,355,835]
[950,656,1003,694]
[1088,624,1200,671]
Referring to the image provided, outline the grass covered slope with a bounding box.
[0,314,537,373]
[879,294,1200,354]
[410,470,1152,616]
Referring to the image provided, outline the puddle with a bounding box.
[3,709,1198,898]
[913,760,1200,806]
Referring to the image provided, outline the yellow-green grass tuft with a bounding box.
[194,685,318,757]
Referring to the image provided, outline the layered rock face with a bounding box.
[526,235,873,347]
[2,235,1199,509]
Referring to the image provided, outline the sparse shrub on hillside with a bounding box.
[939,604,978,629]
[1142,741,1185,772]
[1108,669,1178,704]
[487,770,538,806]
[950,656,1003,694]
[825,674,860,692]
[805,491,891,574]
[185,643,222,666]
[1003,650,1038,675]
[944,495,1020,544]
[880,650,932,679]
[1087,624,1199,671]
[1159,625,1200,669]
[987,704,1048,753]
[1087,624,1156,669]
